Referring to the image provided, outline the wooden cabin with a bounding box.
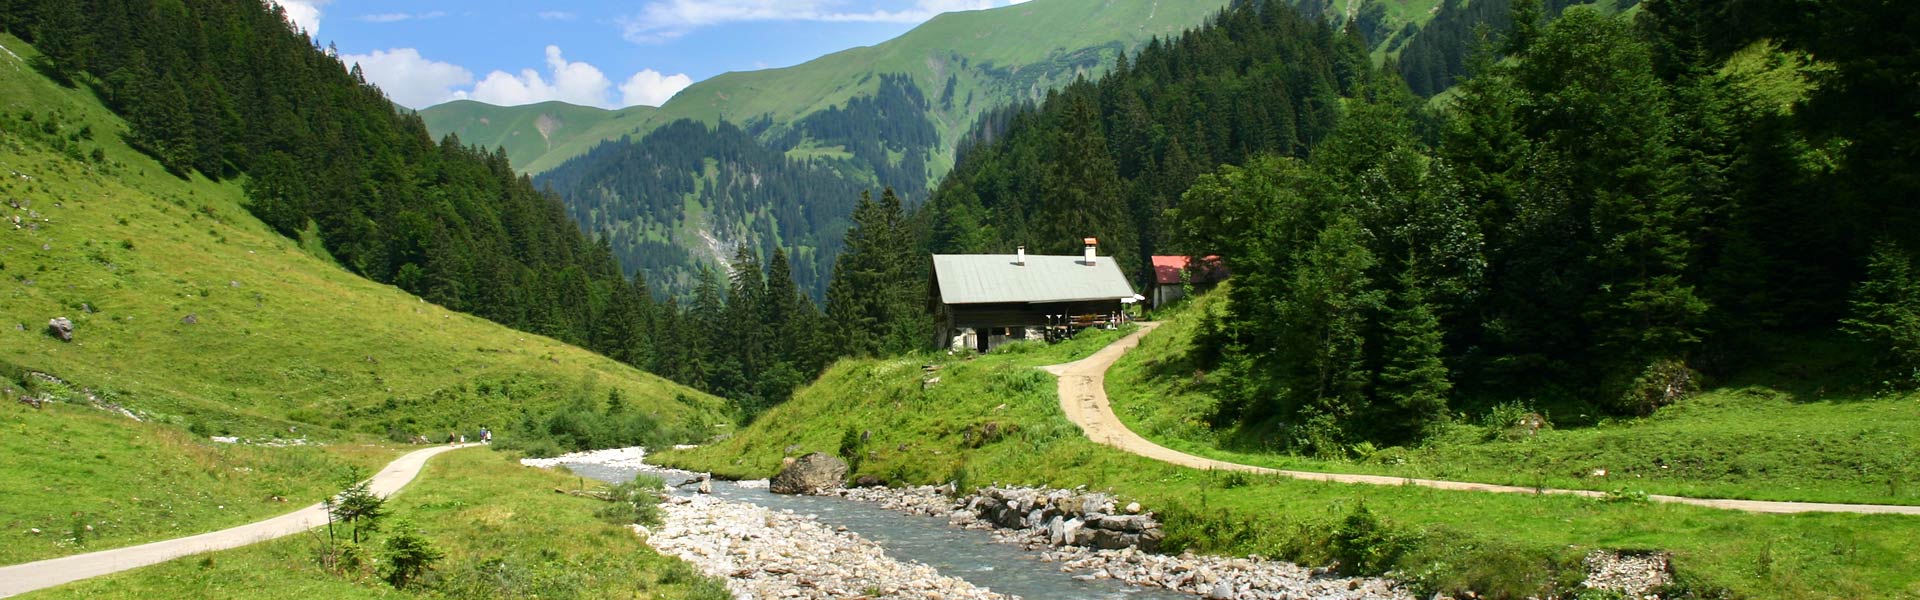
[931,239,1137,353]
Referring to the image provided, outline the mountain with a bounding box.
[417,100,650,174]
[424,0,1233,297]
[425,0,1235,177]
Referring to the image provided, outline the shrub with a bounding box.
[1331,503,1417,576]
[838,427,868,473]
[380,519,443,589]
[1482,402,1549,442]
[1612,358,1697,416]
[598,474,667,527]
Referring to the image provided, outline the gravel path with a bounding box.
[0,444,479,598]
[1048,323,1920,516]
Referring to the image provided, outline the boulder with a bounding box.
[769,452,848,495]
[46,317,73,342]
[853,475,885,488]
[1096,515,1156,533]
[1207,580,1234,600]
[1090,529,1134,550]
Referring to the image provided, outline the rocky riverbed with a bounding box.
[829,485,1410,600]
[524,449,1011,599]
[647,493,1011,600]
[524,449,1669,600]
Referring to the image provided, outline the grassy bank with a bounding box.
[657,327,1920,599]
[25,448,728,599]
[0,400,394,565]
[1109,289,1920,507]
[0,33,728,565]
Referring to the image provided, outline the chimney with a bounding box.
[1016,245,1026,266]
[1083,237,1098,266]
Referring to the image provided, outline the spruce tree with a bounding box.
[1375,262,1453,444]
[1842,241,1920,384]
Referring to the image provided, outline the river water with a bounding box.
[563,461,1191,600]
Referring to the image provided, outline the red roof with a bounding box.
[1151,255,1228,285]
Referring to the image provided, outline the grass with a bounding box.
[0,400,393,565]
[656,317,1920,599]
[0,33,728,564]
[23,448,730,599]
[1109,288,1920,507]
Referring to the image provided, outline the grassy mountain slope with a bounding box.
[427,0,1233,176]
[656,322,1920,599]
[416,100,651,174]
[0,33,726,563]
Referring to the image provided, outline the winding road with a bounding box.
[0,444,477,598]
[1045,322,1920,516]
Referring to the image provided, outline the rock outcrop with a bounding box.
[46,317,73,342]
[769,452,848,495]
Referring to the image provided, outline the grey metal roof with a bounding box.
[932,254,1136,305]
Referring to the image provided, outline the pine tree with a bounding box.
[1504,0,1542,56]
[1375,262,1452,443]
[1842,241,1920,383]
[1272,214,1382,449]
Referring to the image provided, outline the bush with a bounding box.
[380,519,443,589]
[838,427,869,473]
[494,388,703,456]
[1482,402,1549,442]
[1330,503,1417,576]
[1612,358,1697,416]
[598,474,668,527]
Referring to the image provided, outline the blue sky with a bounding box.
[270,0,1030,110]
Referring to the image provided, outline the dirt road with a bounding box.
[1045,323,1920,516]
[0,444,478,598]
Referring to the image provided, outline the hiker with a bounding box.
[481,426,492,444]
[448,430,456,445]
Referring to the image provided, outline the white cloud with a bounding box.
[341,48,475,109]
[357,11,446,23]
[619,0,1028,44]
[537,11,577,20]
[620,69,695,107]
[344,45,692,110]
[270,0,329,36]
[469,46,612,107]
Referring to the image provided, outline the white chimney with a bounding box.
[1083,237,1098,266]
[1016,245,1026,266]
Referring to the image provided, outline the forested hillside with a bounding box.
[846,0,1920,451]
[928,3,1366,282]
